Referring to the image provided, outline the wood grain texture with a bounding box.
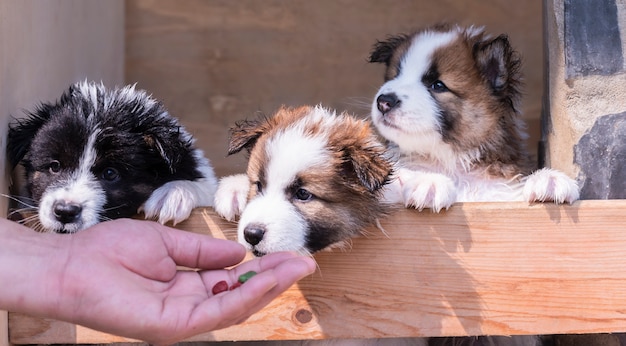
[125,0,544,177]
[9,200,626,343]
[0,1,124,345]
[0,311,6,346]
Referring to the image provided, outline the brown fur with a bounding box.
[227,105,394,253]
[230,106,393,193]
[369,24,547,346]
[369,25,533,178]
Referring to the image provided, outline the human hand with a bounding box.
[17,219,315,345]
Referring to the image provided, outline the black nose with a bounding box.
[243,223,266,246]
[53,201,82,224]
[376,93,400,114]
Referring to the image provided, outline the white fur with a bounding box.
[239,131,328,253]
[384,164,531,211]
[214,174,250,221]
[265,121,329,186]
[372,28,579,211]
[372,30,461,170]
[38,83,217,229]
[141,148,218,225]
[77,81,160,118]
[384,168,457,212]
[523,168,580,203]
[38,131,106,232]
[215,106,340,254]
[237,192,309,254]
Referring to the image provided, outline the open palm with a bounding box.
[40,219,314,345]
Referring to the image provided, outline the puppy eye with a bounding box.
[48,160,61,174]
[430,80,448,93]
[254,181,263,194]
[101,167,120,181]
[294,188,313,201]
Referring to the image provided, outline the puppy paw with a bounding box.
[399,170,457,212]
[214,174,250,221]
[141,180,199,225]
[523,168,580,204]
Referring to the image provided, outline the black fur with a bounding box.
[473,34,523,112]
[7,81,205,231]
[368,33,411,66]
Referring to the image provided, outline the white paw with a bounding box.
[523,168,580,204]
[141,180,201,225]
[214,174,250,221]
[399,170,457,212]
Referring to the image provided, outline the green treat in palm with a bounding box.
[238,270,257,283]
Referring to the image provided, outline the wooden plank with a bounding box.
[9,200,626,343]
[126,0,545,179]
[1,311,7,346]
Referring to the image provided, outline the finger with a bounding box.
[200,252,314,294]
[236,256,316,310]
[187,256,315,333]
[230,251,310,278]
[159,225,246,269]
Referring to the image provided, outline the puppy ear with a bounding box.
[227,118,267,155]
[143,132,186,172]
[368,34,410,66]
[7,105,54,167]
[346,153,392,193]
[342,137,393,193]
[474,35,521,92]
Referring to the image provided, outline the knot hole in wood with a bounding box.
[294,308,313,324]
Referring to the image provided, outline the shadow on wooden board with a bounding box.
[8,200,626,344]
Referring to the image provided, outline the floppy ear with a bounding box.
[142,131,189,173]
[227,118,268,155]
[7,105,54,168]
[368,34,410,66]
[342,138,393,193]
[474,34,521,92]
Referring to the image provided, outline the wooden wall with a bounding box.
[0,1,545,344]
[0,1,124,345]
[126,0,544,177]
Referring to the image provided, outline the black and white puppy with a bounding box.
[7,81,217,233]
[369,24,579,211]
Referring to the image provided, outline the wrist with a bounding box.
[0,220,70,318]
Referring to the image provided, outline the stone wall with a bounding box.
[543,0,626,199]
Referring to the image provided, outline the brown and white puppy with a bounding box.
[214,105,393,256]
[368,24,579,211]
[369,23,563,346]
